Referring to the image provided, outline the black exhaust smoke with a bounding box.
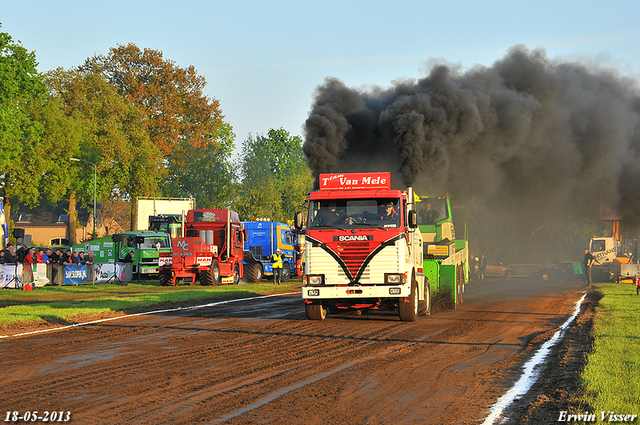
[303,45,640,262]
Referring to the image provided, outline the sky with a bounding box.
[2,0,640,159]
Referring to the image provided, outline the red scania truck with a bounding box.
[297,172,428,321]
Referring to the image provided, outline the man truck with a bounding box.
[72,231,172,279]
[159,209,245,286]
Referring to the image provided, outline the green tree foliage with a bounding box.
[36,96,85,206]
[46,68,161,233]
[162,121,237,209]
[235,128,313,222]
[78,44,231,196]
[0,27,48,222]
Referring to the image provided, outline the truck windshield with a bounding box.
[308,198,401,229]
[416,197,448,225]
[140,237,171,249]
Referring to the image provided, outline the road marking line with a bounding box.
[481,291,587,425]
[0,292,299,339]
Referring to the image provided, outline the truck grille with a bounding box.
[307,237,404,284]
[336,242,371,277]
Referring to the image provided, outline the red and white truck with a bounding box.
[159,209,245,286]
[297,172,428,321]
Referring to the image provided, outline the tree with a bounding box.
[78,44,229,196]
[0,26,48,224]
[161,121,237,209]
[235,128,313,221]
[46,68,161,239]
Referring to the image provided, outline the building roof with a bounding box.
[12,210,89,228]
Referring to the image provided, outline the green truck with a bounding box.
[416,195,469,309]
[72,231,172,278]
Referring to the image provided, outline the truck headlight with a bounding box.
[389,288,401,295]
[385,273,402,284]
[307,289,320,296]
[307,275,324,285]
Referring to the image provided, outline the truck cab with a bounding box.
[242,221,297,282]
[301,172,426,321]
[161,209,245,286]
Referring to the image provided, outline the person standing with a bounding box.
[84,251,95,283]
[479,255,487,280]
[50,249,65,285]
[584,248,597,285]
[272,249,283,285]
[469,255,477,280]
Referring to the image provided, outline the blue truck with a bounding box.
[242,221,300,282]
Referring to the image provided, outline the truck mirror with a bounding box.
[294,212,303,230]
[112,234,122,242]
[408,210,418,228]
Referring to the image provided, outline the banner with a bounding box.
[93,263,128,283]
[319,172,391,190]
[63,264,88,285]
[94,263,116,283]
[0,198,7,248]
[32,264,50,287]
[0,264,23,289]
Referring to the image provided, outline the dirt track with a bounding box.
[0,277,591,424]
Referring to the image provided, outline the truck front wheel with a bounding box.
[245,263,263,282]
[306,302,327,320]
[418,280,431,316]
[212,260,220,285]
[200,268,213,286]
[200,261,220,286]
[233,264,240,285]
[399,278,418,321]
[159,269,175,286]
[281,262,291,282]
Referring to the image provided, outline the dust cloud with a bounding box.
[303,45,640,264]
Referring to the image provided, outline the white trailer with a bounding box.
[135,197,196,231]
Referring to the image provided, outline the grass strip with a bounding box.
[0,280,301,328]
[582,283,640,413]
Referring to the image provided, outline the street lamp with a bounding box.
[69,158,97,239]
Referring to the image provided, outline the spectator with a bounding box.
[64,249,72,264]
[0,250,6,265]
[70,251,80,264]
[8,245,17,263]
[85,252,95,265]
[16,245,28,263]
[0,244,15,263]
[78,251,86,265]
[23,248,38,265]
[41,248,51,265]
[50,249,64,265]
[50,248,65,286]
